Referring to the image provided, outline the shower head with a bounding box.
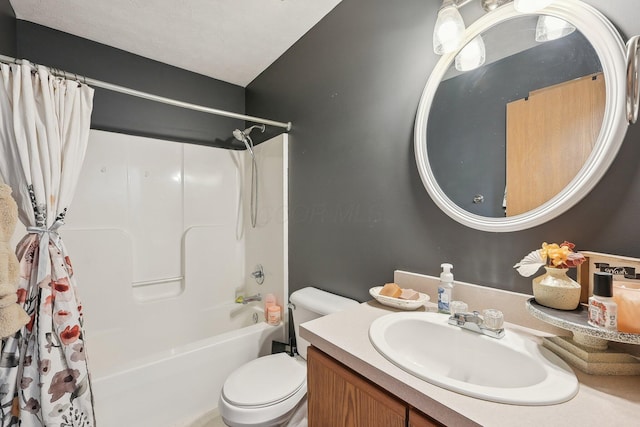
[232,129,246,142]
[232,125,263,229]
[232,124,266,142]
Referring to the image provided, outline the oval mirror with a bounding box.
[415,0,629,232]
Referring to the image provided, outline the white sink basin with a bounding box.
[369,311,578,405]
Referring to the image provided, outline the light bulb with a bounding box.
[535,15,576,42]
[455,35,486,71]
[514,0,554,13]
[433,5,466,55]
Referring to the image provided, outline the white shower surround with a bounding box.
[41,130,290,425]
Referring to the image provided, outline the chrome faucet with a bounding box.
[448,310,505,339]
[236,293,262,304]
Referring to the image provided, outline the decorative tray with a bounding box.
[369,286,430,311]
[526,298,640,345]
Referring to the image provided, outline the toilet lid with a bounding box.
[222,353,306,408]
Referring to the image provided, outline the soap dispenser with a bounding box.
[438,263,454,314]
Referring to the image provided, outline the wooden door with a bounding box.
[307,346,406,427]
[505,72,605,216]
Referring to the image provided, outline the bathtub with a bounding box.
[90,303,285,427]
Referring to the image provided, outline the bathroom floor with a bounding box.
[191,400,308,427]
[189,398,307,427]
[200,413,308,427]
[200,416,227,427]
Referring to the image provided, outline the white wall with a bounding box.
[243,134,289,324]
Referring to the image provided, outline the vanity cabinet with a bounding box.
[408,408,441,427]
[307,346,441,427]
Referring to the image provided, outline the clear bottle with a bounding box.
[438,263,454,314]
[588,272,617,330]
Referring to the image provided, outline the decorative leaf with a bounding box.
[513,250,546,277]
[70,375,89,402]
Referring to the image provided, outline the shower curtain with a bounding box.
[0,61,96,426]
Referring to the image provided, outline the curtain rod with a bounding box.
[0,54,292,131]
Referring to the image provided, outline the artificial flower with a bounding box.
[514,241,585,277]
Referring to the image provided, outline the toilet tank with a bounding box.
[290,287,359,359]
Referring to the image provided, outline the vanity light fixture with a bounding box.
[535,15,576,42]
[433,0,507,71]
[433,0,466,55]
[455,35,486,71]
[433,0,557,56]
[513,0,554,13]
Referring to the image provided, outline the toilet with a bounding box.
[218,287,359,427]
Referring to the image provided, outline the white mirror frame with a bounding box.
[415,0,629,232]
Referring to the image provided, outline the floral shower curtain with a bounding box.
[0,61,96,426]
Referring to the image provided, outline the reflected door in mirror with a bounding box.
[505,72,605,216]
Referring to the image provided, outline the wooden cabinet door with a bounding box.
[307,346,406,427]
[408,408,442,427]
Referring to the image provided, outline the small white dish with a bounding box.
[369,286,429,311]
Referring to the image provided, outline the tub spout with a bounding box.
[235,293,262,304]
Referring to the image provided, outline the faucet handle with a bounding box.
[482,309,504,330]
[450,300,468,316]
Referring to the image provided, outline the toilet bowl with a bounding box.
[219,353,307,427]
[219,287,359,427]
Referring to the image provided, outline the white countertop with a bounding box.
[300,300,640,427]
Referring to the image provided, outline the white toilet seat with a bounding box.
[219,353,307,427]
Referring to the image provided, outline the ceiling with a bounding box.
[10,0,342,87]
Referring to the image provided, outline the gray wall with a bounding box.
[15,21,246,148]
[246,0,640,302]
[0,0,16,56]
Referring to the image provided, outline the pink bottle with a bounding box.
[267,305,282,325]
[264,293,276,321]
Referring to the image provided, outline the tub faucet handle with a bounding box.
[251,264,265,285]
